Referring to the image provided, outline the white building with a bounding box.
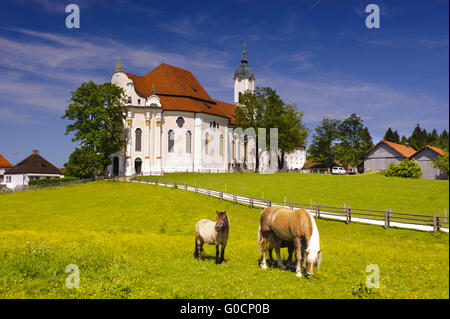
[0,154,13,186]
[3,150,64,190]
[107,51,305,176]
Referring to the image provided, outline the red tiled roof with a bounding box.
[382,140,416,158]
[412,145,446,157]
[5,152,63,175]
[0,154,13,168]
[365,140,416,158]
[124,64,236,121]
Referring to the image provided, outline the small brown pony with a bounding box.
[195,211,229,264]
[258,206,321,277]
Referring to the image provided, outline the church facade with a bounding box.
[106,53,305,176]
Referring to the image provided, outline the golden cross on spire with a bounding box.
[115,57,122,72]
[243,42,247,57]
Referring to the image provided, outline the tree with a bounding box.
[408,123,427,150]
[438,130,449,152]
[64,146,103,179]
[432,152,449,176]
[426,128,439,147]
[235,87,308,170]
[307,117,340,171]
[383,127,397,143]
[62,81,127,177]
[334,113,373,167]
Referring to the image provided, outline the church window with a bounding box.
[205,132,209,155]
[135,128,142,152]
[128,96,132,104]
[186,131,192,153]
[220,135,224,156]
[138,99,141,105]
[168,130,175,153]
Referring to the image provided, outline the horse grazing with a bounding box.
[257,225,295,266]
[195,211,229,264]
[258,206,321,277]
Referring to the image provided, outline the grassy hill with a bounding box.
[139,173,449,215]
[0,181,448,298]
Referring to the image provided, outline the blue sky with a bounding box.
[0,0,448,167]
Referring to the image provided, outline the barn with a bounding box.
[410,145,448,180]
[363,140,416,172]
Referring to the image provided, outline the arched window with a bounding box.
[137,99,141,105]
[220,135,224,156]
[168,130,175,153]
[128,96,132,104]
[186,131,192,153]
[135,128,142,152]
[205,132,209,155]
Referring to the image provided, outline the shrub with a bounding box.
[432,153,449,176]
[385,159,422,179]
[28,177,79,186]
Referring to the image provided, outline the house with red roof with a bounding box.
[0,154,14,185]
[363,140,417,172]
[410,145,448,180]
[3,150,64,190]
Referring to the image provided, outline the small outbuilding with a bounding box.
[3,150,64,190]
[363,140,416,172]
[410,145,448,180]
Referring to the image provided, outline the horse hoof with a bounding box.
[296,272,302,277]
[261,264,268,270]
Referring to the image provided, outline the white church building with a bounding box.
[106,51,305,176]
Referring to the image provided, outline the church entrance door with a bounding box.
[134,158,142,175]
[113,157,119,176]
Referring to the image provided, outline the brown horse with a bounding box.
[258,206,321,277]
[195,211,229,264]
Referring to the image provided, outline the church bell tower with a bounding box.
[234,43,255,104]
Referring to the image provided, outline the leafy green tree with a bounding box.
[64,146,103,179]
[307,117,340,171]
[62,81,127,176]
[334,113,373,167]
[432,152,449,176]
[236,87,308,170]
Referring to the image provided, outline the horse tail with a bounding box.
[257,224,266,257]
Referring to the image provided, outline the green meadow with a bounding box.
[139,172,449,215]
[0,180,448,298]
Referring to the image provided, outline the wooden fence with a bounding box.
[129,177,449,233]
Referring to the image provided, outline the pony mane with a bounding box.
[306,212,320,264]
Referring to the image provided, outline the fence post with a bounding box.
[316,205,320,219]
[195,186,198,193]
[345,205,350,224]
[436,214,441,232]
[155,179,158,185]
[433,214,437,232]
[233,194,237,204]
[174,181,177,188]
[220,191,223,200]
[290,201,294,210]
[249,197,253,208]
[267,199,271,207]
[208,188,210,196]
